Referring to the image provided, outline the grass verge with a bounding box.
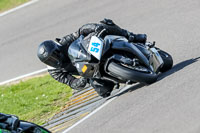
[0,74,72,125]
[0,0,29,13]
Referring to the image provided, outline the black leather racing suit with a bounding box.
[47,19,147,97]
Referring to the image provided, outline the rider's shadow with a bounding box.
[109,56,200,99]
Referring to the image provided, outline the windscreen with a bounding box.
[68,35,91,63]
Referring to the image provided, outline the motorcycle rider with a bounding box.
[37,18,147,97]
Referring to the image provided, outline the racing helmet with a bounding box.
[37,40,65,68]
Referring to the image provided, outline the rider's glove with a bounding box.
[71,77,88,90]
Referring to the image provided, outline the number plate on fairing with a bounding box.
[88,36,104,60]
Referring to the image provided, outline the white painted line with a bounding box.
[0,0,39,17]
[0,68,47,86]
[63,85,131,133]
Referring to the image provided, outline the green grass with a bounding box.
[0,0,29,12]
[0,75,72,125]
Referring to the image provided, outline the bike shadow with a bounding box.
[158,56,200,81]
[108,56,200,99]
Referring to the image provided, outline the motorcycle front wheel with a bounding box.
[107,61,158,84]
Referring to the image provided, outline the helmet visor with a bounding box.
[44,56,62,68]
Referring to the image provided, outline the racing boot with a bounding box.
[90,79,114,98]
[128,33,147,44]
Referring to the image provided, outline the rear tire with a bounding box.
[158,50,173,72]
[107,62,158,84]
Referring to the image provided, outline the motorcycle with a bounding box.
[16,120,50,133]
[68,30,173,86]
[0,113,50,133]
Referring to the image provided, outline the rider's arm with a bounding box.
[76,19,128,38]
[48,66,76,87]
[57,19,146,46]
[99,18,130,38]
[56,23,103,46]
[57,19,130,46]
[47,66,87,90]
[56,31,79,47]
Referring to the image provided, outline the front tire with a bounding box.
[107,62,158,84]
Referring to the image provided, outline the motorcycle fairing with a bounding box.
[104,35,151,70]
[68,36,103,77]
[74,62,99,78]
[68,35,91,63]
[149,48,164,72]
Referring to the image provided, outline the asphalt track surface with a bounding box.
[1,0,200,132]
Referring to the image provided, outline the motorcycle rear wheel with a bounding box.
[158,50,173,72]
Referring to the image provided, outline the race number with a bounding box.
[88,36,104,60]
